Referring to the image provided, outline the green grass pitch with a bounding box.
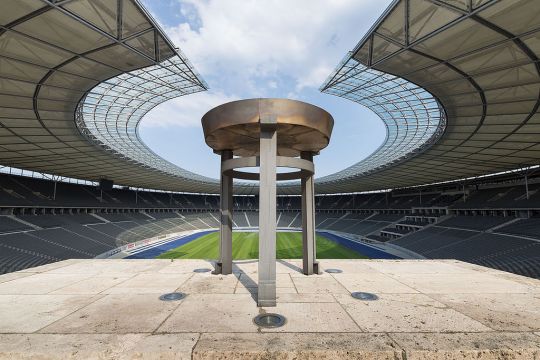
[156,231,369,259]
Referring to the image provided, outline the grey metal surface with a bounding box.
[325,268,343,274]
[218,150,233,275]
[301,151,316,275]
[253,313,287,328]
[201,98,334,157]
[193,268,212,273]
[351,292,379,301]
[257,126,278,307]
[159,292,187,301]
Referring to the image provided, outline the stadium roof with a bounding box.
[313,0,540,193]
[1,0,539,195]
[0,0,229,193]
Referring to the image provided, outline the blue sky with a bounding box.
[139,0,392,179]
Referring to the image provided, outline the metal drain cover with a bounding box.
[159,292,187,301]
[253,313,286,328]
[325,268,343,273]
[351,292,378,301]
[193,268,212,273]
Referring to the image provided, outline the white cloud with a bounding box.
[138,0,392,176]
[141,0,393,128]
[166,0,391,94]
[141,91,239,128]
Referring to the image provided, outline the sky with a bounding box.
[139,0,393,180]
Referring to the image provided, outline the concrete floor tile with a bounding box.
[276,287,297,294]
[487,271,540,291]
[128,333,200,359]
[450,260,501,273]
[289,270,334,278]
[318,260,380,274]
[332,272,418,293]
[232,260,305,275]
[0,273,92,294]
[365,260,474,275]
[261,302,360,332]
[0,333,199,359]
[158,294,259,333]
[235,286,297,294]
[0,294,101,333]
[158,260,216,274]
[39,294,181,334]
[276,293,336,303]
[390,332,540,359]
[231,260,259,274]
[291,275,349,294]
[193,333,400,359]
[0,271,33,284]
[1,259,536,358]
[51,275,133,294]
[236,273,294,288]
[46,259,169,275]
[179,273,238,294]
[17,259,83,273]
[335,293,492,332]
[104,273,192,294]
[275,260,304,273]
[431,293,540,331]
[390,272,532,294]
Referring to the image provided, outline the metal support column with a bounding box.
[301,151,317,275]
[216,150,233,275]
[258,124,277,307]
[525,174,530,200]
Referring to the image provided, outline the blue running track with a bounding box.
[125,230,216,259]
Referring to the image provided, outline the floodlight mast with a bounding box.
[202,98,334,306]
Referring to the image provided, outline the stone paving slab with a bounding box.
[0,333,198,359]
[157,259,217,274]
[289,274,350,294]
[16,259,84,273]
[51,275,133,295]
[179,273,239,294]
[334,293,492,333]
[0,273,94,295]
[39,293,181,334]
[0,294,102,333]
[430,292,540,331]
[389,332,540,359]
[0,259,539,359]
[0,271,33,284]
[103,273,192,294]
[192,333,400,359]
[159,293,260,333]
[331,272,419,293]
[44,259,170,275]
[389,272,533,294]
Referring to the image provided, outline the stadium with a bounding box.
[0,0,540,358]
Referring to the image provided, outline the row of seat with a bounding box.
[388,222,540,278]
[4,172,539,211]
[2,210,540,279]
